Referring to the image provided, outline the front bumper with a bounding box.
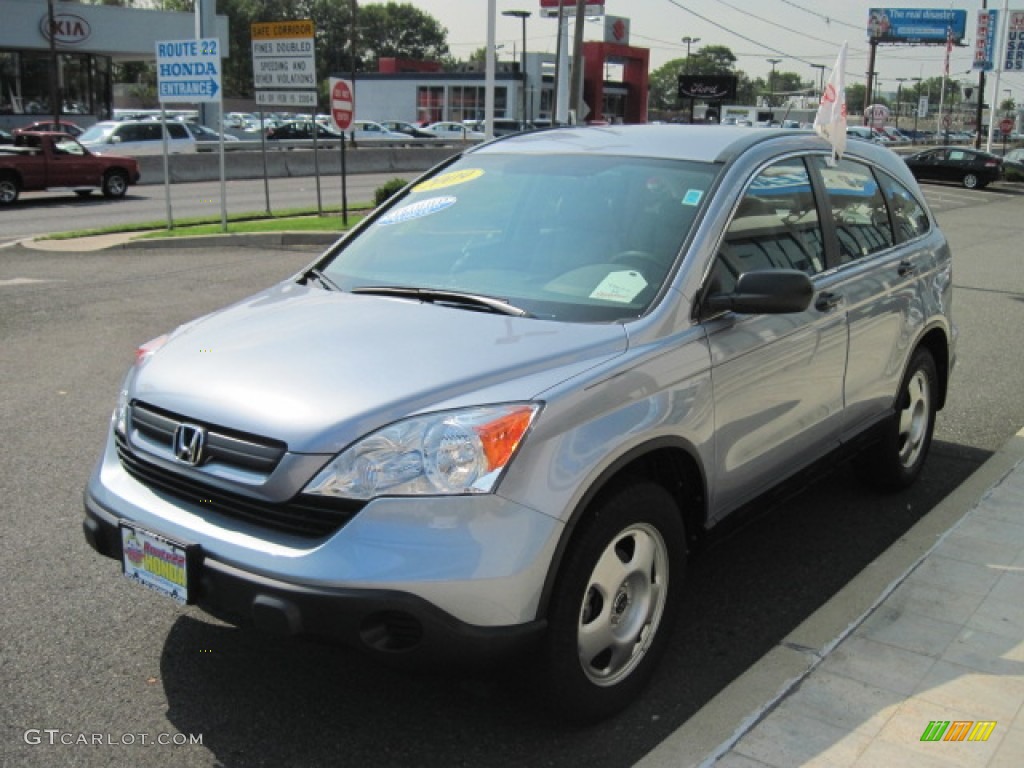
[83,490,546,667]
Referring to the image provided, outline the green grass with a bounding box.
[40,205,372,241]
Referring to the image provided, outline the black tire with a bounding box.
[0,173,19,205]
[962,173,979,189]
[102,170,129,199]
[540,481,686,723]
[856,347,937,490]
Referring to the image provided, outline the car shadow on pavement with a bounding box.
[157,440,990,768]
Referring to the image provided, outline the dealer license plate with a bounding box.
[120,523,192,604]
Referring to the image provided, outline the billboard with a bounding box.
[867,8,967,44]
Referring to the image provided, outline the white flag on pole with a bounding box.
[813,42,848,166]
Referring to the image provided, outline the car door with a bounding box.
[47,136,96,187]
[810,157,932,437]
[910,149,943,182]
[702,157,849,517]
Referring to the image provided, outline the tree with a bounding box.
[357,3,449,67]
[647,45,740,111]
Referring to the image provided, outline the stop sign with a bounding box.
[330,78,354,131]
[1000,117,1014,136]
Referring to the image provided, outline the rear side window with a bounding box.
[876,173,930,243]
[167,123,189,140]
[816,158,893,263]
[713,158,824,293]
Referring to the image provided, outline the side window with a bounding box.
[713,158,824,294]
[142,124,162,142]
[816,158,893,263]
[118,124,144,142]
[876,172,930,243]
[167,123,188,140]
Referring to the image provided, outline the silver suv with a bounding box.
[83,126,955,722]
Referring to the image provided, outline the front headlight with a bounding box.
[303,403,541,500]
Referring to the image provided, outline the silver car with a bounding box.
[83,125,955,722]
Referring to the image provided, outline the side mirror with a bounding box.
[704,269,813,315]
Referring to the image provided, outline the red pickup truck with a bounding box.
[0,131,140,205]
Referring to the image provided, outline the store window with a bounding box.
[0,51,111,116]
[1,52,19,114]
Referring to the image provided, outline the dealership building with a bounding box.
[0,0,227,131]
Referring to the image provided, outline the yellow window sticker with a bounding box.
[413,168,484,193]
[590,271,648,303]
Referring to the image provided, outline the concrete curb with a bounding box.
[635,427,1024,768]
[19,231,342,252]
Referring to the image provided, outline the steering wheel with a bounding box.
[609,250,665,273]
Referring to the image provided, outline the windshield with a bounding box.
[321,153,718,322]
[78,123,116,143]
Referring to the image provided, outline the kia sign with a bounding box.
[329,78,354,132]
[38,12,91,46]
[865,103,890,128]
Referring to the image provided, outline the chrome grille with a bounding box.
[115,437,361,540]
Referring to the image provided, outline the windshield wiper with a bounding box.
[351,286,531,317]
[300,267,339,292]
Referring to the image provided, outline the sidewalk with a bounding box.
[638,428,1024,768]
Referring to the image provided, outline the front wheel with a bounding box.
[0,174,19,205]
[856,347,937,490]
[962,173,980,189]
[540,481,686,723]
[102,170,129,199]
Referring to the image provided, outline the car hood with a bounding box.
[131,282,628,453]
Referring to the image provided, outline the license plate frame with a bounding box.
[120,523,196,604]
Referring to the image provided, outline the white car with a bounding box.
[347,120,410,141]
[78,120,197,155]
[425,121,486,140]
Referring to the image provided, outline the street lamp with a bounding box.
[766,58,781,107]
[895,77,907,130]
[503,10,531,127]
[810,64,826,104]
[681,35,700,72]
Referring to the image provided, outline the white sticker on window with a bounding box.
[589,271,648,303]
[377,196,456,226]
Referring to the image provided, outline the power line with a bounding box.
[771,0,864,32]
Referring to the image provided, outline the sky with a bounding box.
[404,0,1024,101]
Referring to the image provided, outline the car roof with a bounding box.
[468,124,838,165]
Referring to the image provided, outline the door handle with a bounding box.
[898,260,917,277]
[815,291,842,312]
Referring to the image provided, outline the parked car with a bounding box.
[903,146,1003,189]
[380,120,439,139]
[16,120,84,137]
[0,131,139,205]
[82,125,955,723]
[180,122,241,147]
[0,128,13,145]
[425,120,486,140]
[265,120,342,143]
[347,120,410,141]
[847,126,888,144]
[1001,147,1024,182]
[77,120,196,155]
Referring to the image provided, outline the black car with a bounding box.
[266,120,341,142]
[903,146,1003,189]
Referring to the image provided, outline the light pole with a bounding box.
[810,64,826,104]
[895,77,907,130]
[681,36,700,123]
[766,58,781,107]
[681,36,700,72]
[503,10,531,127]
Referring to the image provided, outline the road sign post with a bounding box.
[155,37,225,231]
[329,78,354,226]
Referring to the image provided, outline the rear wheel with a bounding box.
[541,481,685,723]
[0,173,19,205]
[962,173,980,189]
[102,170,129,199]
[856,347,937,490]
